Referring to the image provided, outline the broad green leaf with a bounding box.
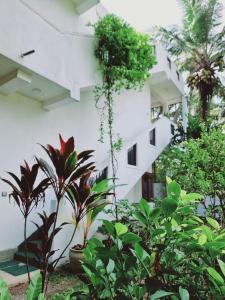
[150,290,174,300]
[166,177,172,184]
[25,274,42,300]
[181,193,203,202]
[134,243,144,259]
[106,259,115,273]
[167,181,181,199]
[134,211,148,226]
[162,197,178,217]
[149,207,161,221]
[198,234,207,245]
[122,232,142,244]
[115,223,128,236]
[206,217,220,230]
[92,179,108,193]
[207,267,224,285]
[103,220,115,234]
[140,198,151,216]
[218,259,225,277]
[179,287,189,300]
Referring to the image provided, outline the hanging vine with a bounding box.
[93,14,156,218]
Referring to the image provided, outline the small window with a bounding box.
[128,144,137,166]
[176,71,180,81]
[150,128,156,146]
[167,57,172,69]
[171,124,175,135]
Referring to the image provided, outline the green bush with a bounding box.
[156,127,225,224]
[78,180,225,299]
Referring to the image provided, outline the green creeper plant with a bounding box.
[93,14,156,218]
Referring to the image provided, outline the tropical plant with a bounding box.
[157,0,225,122]
[35,135,96,292]
[93,14,156,218]
[1,162,49,282]
[2,135,110,295]
[64,175,112,251]
[79,180,225,299]
[28,212,65,293]
[156,127,225,224]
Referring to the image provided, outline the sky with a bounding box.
[101,0,225,30]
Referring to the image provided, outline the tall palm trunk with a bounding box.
[199,83,211,122]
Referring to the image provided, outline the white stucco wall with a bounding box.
[0,82,154,252]
[0,1,183,258]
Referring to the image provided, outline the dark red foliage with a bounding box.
[37,135,96,200]
[1,161,49,216]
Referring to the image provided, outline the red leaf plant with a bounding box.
[1,161,49,282]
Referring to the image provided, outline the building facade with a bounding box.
[0,0,185,261]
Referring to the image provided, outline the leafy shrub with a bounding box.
[156,127,225,225]
[77,180,225,299]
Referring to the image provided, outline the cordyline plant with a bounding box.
[1,162,49,282]
[2,135,112,295]
[35,135,108,293]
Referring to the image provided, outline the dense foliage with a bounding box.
[63,180,225,299]
[156,127,225,224]
[157,0,225,121]
[2,135,111,294]
[94,14,156,92]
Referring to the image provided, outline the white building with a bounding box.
[0,0,185,263]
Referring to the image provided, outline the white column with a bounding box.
[182,95,188,133]
[162,102,168,114]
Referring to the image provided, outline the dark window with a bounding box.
[171,124,175,135]
[176,71,180,81]
[150,128,156,146]
[128,144,137,166]
[167,57,172,69]
[142,173,154,202]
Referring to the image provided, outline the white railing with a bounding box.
[105,116,175,199]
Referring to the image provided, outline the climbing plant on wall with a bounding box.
[93,14,156,218]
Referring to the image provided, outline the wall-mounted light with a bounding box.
[21,50,35,58]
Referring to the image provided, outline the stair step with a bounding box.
[14,252,40,269]
[18,240,41,252]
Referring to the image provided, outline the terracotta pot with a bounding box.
[69,248,85,272]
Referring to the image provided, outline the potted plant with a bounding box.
[67,175,112,272]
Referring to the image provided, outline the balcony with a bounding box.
[150,43,185,108]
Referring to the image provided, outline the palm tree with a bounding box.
[157,0,225,122]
